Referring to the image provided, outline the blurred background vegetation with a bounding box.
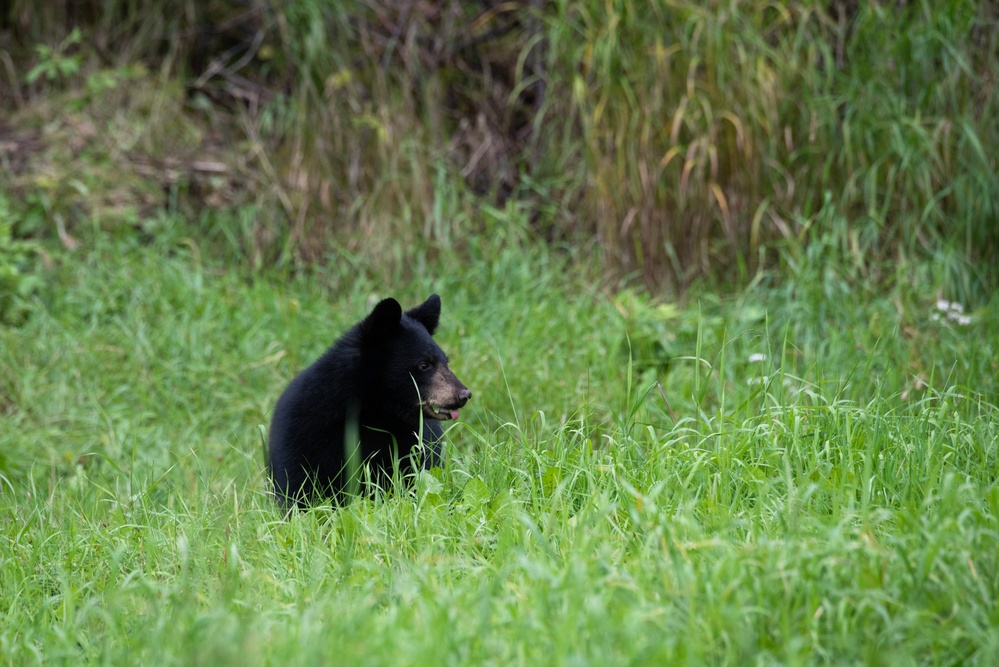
[1,0,997,308]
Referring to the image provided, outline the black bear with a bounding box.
[268,294,472,507]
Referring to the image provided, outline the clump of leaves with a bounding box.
[0,195,42,325]
[25,27,82,85]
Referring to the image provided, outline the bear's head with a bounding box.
[358,294,472,427]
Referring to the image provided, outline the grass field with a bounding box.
[2,1,997,663]
[1,213,997,665]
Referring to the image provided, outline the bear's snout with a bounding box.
[420,367,472,421]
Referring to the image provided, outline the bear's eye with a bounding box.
[417,361,433,372]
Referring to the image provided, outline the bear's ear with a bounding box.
[406,294,441,335]
[359,298,403,339]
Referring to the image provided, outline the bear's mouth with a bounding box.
[422,402,461,421]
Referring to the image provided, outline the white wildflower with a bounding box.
[950,313,972,326]
[933,298,971,326]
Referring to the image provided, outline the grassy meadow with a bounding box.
[1,211,998,664]
[2,0,999,664]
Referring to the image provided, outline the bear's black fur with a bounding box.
[267,294,471,507]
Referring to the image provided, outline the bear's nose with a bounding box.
[457,388,472,406]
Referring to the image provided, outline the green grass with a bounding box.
[1,216,998,665]
[3,3,997,663]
